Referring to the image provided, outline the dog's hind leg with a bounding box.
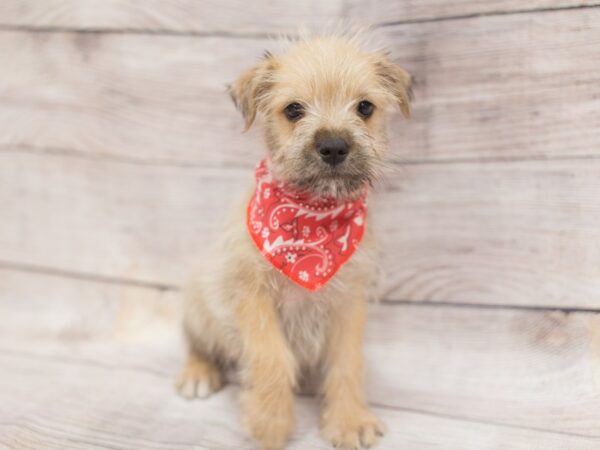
[176,285,226,399]
[176,342,224,399]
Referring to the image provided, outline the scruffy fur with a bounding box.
[176,34,411,450]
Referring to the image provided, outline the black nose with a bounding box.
[316,136,349,166]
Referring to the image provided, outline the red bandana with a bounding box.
[247,159,368,291]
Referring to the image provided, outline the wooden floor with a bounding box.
[3,1,600,449]
[2,267,600,449]
[5,353,600,450]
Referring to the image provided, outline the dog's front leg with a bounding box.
[320,293,385,449]
[236,292,296,450]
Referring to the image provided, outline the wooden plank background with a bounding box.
[3,7,600,166]
[2,1,600,448]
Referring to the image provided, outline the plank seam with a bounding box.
[0,347,172,378]
[380,299,600,314]
[0,3,599,38]
[377,3,600,28]
[0,143,253,170]
[0,260,177,292]
[2,348,598,441]
[3,260,600,313]
[5,143,600,169]
[392,153,600,166]
[0,24,274,39]
[370,401,600,440]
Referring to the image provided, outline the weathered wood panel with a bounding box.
[3,269,600,439]
[1,8,600,165]
[0,0,344,34]
[380,158,600,307]
[366,304,600,436]
[0,149,248,288]
[0,31,267,167]
[3,150,600,308]
[5,351,599,450]
[0,1,594,33]
[0,267,181,351]
[346,1,599,25]
[384,8,600,163]
[1,2,598,448]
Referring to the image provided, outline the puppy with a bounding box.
[176,33,411,450]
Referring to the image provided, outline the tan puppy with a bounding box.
[177,33,411,450]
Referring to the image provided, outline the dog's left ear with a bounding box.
[227,53,274,131]
[374,55,413,119]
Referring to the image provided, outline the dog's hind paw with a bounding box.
[175,354,223,399]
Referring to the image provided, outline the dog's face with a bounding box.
[229,36,411,199]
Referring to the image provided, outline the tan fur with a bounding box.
[177,33,411,450]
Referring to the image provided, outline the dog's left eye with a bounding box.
[357,100,375,119]
[284,103,304,121]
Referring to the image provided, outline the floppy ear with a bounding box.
[227,55,274,130]
[375,56,413,119]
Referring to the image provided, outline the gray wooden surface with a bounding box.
[1,2,600,449]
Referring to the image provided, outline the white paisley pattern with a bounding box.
[247,159,368,291]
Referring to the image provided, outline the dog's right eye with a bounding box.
[284,103,304,122]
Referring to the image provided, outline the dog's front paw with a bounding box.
[242,389,295,450]
[321,405,385,449]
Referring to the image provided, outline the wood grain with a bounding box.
[0,149,249,289]
[346,1,599,25]
[5,351,599,450]
[379,158,600,308]
[3,150,600,308]
[1,8,600,165]
[366,303,600,437]
[1,2,599,448]
[0,0,344,34]
[0,1,595,33]
[3,269,600,440]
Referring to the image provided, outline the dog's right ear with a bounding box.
[227,53,274,131]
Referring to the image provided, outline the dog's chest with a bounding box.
[276,286,337,368]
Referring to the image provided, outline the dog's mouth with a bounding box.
[271,142,378,200]
[320,166,367,183]
[292,161,372,199]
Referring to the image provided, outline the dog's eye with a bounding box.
[357,100,375,119]
[284,103,304,121]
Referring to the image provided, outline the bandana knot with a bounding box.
[247,159,368,291]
